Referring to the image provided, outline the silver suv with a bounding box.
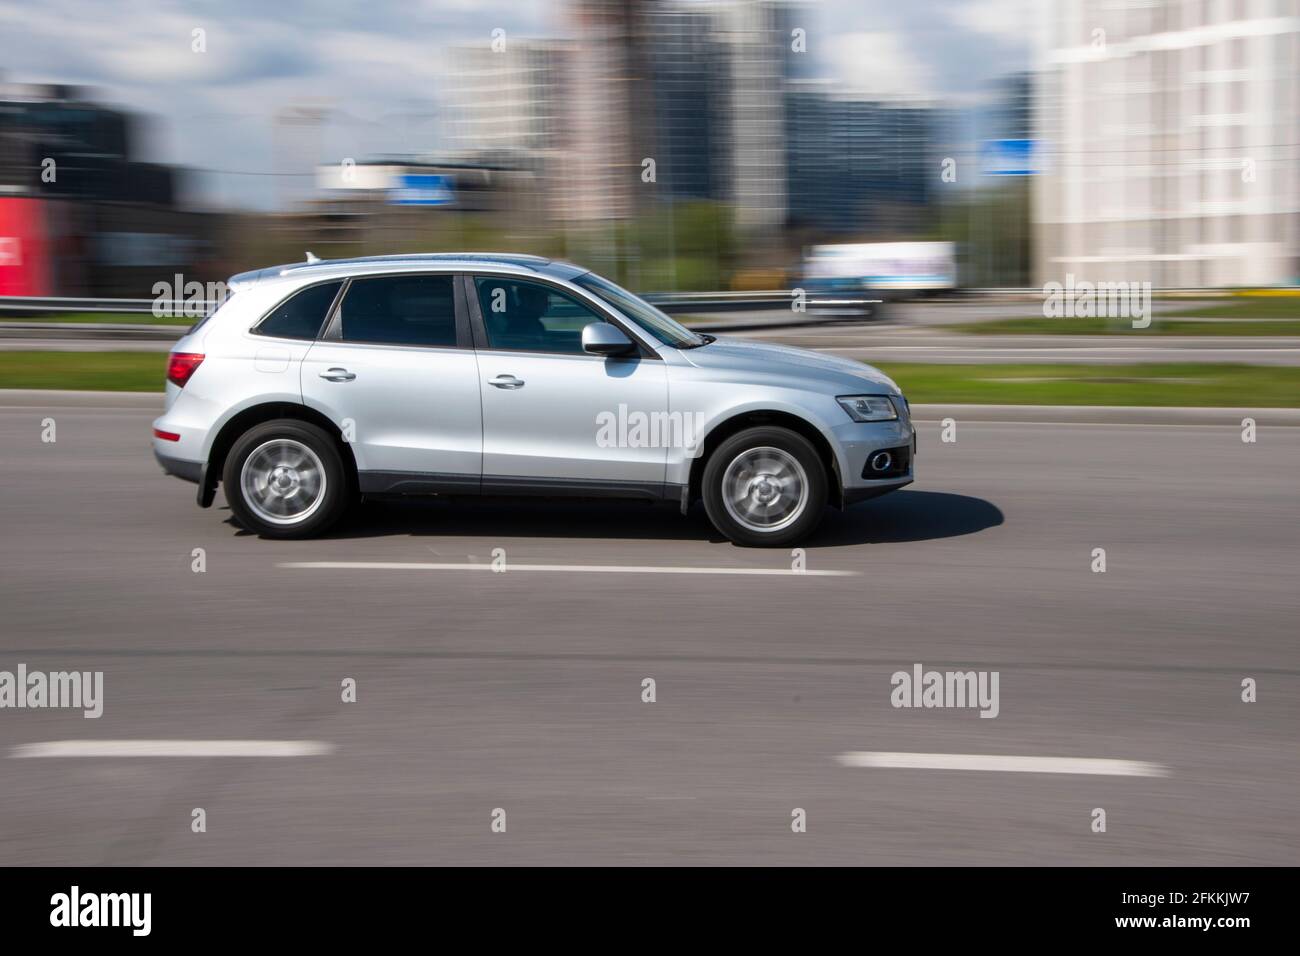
[153,254,914,546]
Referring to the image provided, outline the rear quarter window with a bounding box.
[252,281,343,340]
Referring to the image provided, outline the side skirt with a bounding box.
[359,470,684,504]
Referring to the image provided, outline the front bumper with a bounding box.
[834,416,916,507]
[842,475,913,506]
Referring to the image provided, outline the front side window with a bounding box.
[474,277,609,354]
[573,272,704,349]
[337,275,457,347]
[253,282,341,340]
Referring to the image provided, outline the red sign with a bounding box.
[0,198,51,296]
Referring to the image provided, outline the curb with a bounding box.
[0,389,164,408]
[0,324,185,341]
[909,404,1300,426]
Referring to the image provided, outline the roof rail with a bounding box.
[229,252,557,288]
[278,252,551,274]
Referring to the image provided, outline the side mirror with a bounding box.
[582,322,636,356]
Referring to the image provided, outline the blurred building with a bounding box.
[991,71,1034,141]
[443,40,573,164]
[1035,0,1300,288]
[0,82,210,296]
[545,0,795,234]
[0,82,177,206]
[641,4,731,203]
[309,157,539,252]
[717,0,796,235]
[786,81,938,236]
[442,37,578,241]
[557,0,658,223]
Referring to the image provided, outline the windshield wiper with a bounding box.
[681,333,715,349]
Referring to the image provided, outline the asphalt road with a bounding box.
[0,401,1296,865]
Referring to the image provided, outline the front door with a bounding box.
[469,275,669,497]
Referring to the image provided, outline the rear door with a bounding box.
[300,272,481,493]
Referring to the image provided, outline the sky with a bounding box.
[0,0,1034,209]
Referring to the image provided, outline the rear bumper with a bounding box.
[154,448,203,484]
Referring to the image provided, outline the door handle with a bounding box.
[319,367,356,382]
[488,374,525,389]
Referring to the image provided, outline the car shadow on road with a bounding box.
[229,488,1002,547]
[809,490,1004,547]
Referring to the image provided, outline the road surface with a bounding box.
[0,400,1295,864]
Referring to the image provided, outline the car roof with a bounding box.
[229,253,586,289]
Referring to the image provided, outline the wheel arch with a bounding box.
[205,402,358,498]
[686,409,843,510]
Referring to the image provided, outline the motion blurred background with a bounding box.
[1,2,1298,870]
[0,0,1294,300]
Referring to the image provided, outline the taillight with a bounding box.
[167,352,204,388]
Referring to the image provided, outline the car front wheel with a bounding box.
[702,426,828,547]
[222,419,347,538]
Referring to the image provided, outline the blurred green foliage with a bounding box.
[6,351,1300,408]
[221,201,738,294]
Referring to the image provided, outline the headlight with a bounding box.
[837,395,899,422]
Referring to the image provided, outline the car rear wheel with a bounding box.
[702,426,827,547]
[223,419,347,538]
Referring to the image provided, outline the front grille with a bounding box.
[862,444,911,479]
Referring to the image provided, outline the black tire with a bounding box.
[222,419,348,539]
[701,426,828,547]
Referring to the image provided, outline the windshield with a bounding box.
[574,272,707,349]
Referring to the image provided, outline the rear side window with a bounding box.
[253,282,342,340]
[338,275,457,347]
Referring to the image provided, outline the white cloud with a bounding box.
[949,0,1033,41]
[823,31,936,100]
[0,0,1031,208]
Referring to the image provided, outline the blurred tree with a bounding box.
[936,178,1032,288]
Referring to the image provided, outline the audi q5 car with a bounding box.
[153,254,914,546]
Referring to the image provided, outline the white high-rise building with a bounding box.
[718,0,793,236]
[1035,0,1299,288]
[442,38,577,227]
[443,39,572,162]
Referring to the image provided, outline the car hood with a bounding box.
[679,336,901,394]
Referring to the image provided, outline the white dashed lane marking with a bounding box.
[10,740,335,758]
[836,752,1168,777]
[279,561,855,577]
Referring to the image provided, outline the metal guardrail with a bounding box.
[0,296,213,315]
[2,287,1288,344]
[2,287,1284,316]
[643,290,879,314]
[0,291,882,344]
[0,291,879,316]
